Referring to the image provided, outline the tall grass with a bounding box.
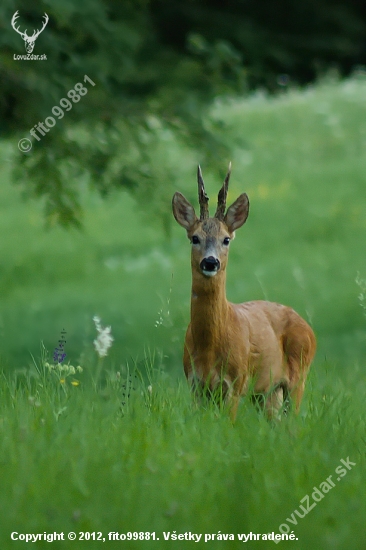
[0,353,364,549]
[0,76,366,548]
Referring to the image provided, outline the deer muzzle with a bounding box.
[200,256,220,277]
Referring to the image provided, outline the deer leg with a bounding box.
[189,374,205,408]
[289,379,306,413]
[286,353,308,412]
[229,394,240,423]
[283,319,316,412]
[255,383,290,421]
[265,386,283,420]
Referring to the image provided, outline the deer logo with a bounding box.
[11,11,49,54]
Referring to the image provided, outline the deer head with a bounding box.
[172,164,249,278]
[11,11,49,54]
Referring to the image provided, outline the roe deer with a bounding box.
[172,164,316,421]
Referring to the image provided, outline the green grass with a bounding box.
[1,77,366,369]
[0,359,364,549]
[1,75,366,548]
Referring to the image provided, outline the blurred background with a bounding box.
[0,0,366,373]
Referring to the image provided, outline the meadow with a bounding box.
[0,75,365,548]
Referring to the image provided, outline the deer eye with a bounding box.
[191,235,200,245]
[223,237,230,246]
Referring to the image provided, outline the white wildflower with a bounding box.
[155,309,163,327]
[93,315,114,357]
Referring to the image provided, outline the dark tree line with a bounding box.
[0,0,365,227]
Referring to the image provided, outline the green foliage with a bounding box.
[0,357,364,549]
[1,76,366,369]
[1,2,365,544]
[1,0,366,226]
[0,0,231,226]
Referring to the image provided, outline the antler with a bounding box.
[33,13,49,39]
[197,165,209,220]
[11,11,26,38]
[11,11,48,40]
[215,162,232,220]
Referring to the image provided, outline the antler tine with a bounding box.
[33,13,49,39]
[197,165,209,220]
[11,10,19,26]
[215,162,232,220]
[40,13,49,32]
[11,11,25,37]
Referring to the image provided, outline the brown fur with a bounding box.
[172,177,316,422]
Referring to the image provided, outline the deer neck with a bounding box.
[190,269,230,351]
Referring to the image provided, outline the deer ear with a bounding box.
[172,192,198,231]
[224,193,249,232]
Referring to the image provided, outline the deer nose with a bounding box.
[200,256,220,273]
